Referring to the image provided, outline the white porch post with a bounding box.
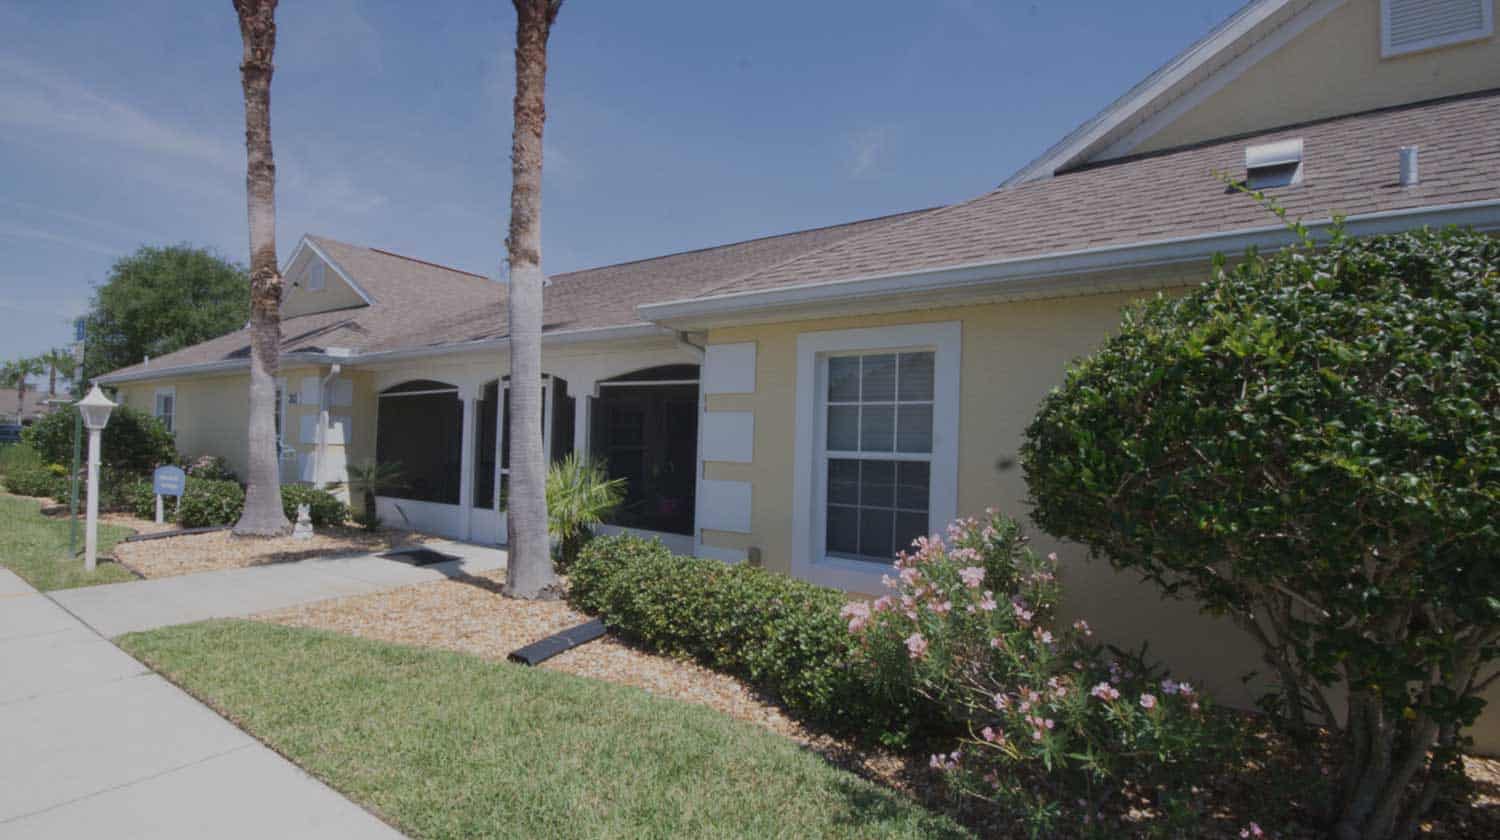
[573,378,595,461]
[457,384,479,541]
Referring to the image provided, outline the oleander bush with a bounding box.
[182,454,237,483]
[853,510,1229,838]
[1022,224,1500,840]
[568,535,923,744]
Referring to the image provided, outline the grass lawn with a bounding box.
[119,620,969,840]
[0,492,136,590]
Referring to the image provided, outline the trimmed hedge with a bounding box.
[176,479,245,528]
[280,485,348,528]
[569,535,921,745]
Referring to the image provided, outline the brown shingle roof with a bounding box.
[98,210,933,380]
[700,90,1500,298]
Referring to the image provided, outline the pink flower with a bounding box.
[1090,682,1120,702]
[981,726,999,743]
[1034,628,1054,645]
[1178,681,1194,696]
[989,636,1005,650]
[931,600,952,615]
[905,633,928,659]
[1072,619,1092,637]
[840,601,871,634]
[880,574,898,590]
[929,750,961,771]
[978,591,997,612]
[1139,693,1158,710]
[1161,679,1180,695]
[958,566,986,588]
[993,693,1009,711]
[899,567,922,587]
[1239,823,1264,838]
[871,595,893,613]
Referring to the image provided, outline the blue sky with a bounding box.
[0,0,1247,371]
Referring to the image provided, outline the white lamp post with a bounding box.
[77,385,116,572]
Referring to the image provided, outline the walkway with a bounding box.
[50,540,507,637]
[0,566,406,839]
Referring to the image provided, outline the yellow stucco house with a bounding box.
[99,0,1500,747]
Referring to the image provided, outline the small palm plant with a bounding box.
[546,453,625,570]
[340,460,405,530]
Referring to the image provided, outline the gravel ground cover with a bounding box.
[112,526,433,579]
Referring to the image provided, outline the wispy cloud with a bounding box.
[0,55,240,173]
[0,222,124,257]
[846,126,894,178]
[282,0,383,71]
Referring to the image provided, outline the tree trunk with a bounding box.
[48,365,57,398]
[232,0,290,537]
[502,0,564,599]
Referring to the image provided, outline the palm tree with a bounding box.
[503,0,565,598]
[340,460,406,530]
[231,0,290,536]
[39,348,75,398]
[1,357,45,422]
[546,453,624,570]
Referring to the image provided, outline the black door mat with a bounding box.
[379,547,463,567]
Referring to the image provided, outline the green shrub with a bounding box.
[857,511,1229,837]
[5,464,63,498]
[569,535,919,744]
[122,480,160,521]
[176,479,245,528]
[0,442,43,478]
[23,404,176,476]
[1022,224,1499,840]
[279,484,348,528]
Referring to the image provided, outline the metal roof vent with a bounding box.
[1399,145,1421,186]
[1245,138,1303,189]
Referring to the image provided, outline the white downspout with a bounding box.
[313,363,341,488]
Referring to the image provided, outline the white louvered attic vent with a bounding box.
[306,260,325,291]
[1245,138,1304,189]
[1382,0,1494,57]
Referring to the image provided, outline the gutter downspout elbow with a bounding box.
[674,330,706,360]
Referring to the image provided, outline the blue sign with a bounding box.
[152,466,187,497]
[73,317,87,343]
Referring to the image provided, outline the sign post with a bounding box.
[152,465,187,524]
[68,318,86,558]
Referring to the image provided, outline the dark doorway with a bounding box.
[592,366,699,536]
[376,380,462,504]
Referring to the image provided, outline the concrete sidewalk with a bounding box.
[0,567,404,839]
[50,540,507,637]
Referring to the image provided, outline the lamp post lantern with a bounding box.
[77,384,115,571]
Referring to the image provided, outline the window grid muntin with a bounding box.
[821,350,934,564]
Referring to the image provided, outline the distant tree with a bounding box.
[38,348,75,397]
[0,357,45,421]
[82,245,248,381]
[231,0,291,537]
[503,0,566,599]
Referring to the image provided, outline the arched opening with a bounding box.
[592,364,700,536]
[474,374,575,511]
[376,379,462,504]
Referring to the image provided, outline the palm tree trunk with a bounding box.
[232,0,290,537]
[503,0,564,598]
[48,365,57,398]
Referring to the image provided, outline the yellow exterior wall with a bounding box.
[281,248,367,318]
[701,288,1500,753]
[1136,0,1500,154]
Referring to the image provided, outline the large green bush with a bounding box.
[569,535,921,744]
[23,405,176,476]
[0,442,43,479]
[176,479,245,528]
[279,484,348,528]
[1022,225,1499,840]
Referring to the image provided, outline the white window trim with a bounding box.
[1381,0,1494,58]
[153,387,176,434]
[792,322,960,593]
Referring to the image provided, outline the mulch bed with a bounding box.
[110,522,433,579]
[252,570,1500,837]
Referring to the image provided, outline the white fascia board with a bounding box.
[349,323,674,366]
[1002,0,1305,186]
[638,199,1500,327]
[94,352,335,386]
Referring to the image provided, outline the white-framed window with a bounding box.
[792,322,961,593]
[306,260,326,291]
[153,387,175,434]
[1381,0,1493,57]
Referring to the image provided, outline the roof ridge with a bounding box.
[367,247,492,280]
[551,207,941,281]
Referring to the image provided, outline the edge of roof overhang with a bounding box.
[636,199,1500,328]
[286,236,378,306]
[1002,0,1334,187]
[94,324,675,384]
